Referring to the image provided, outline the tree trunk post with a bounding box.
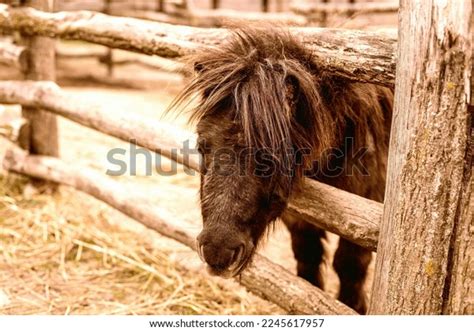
[211,0,220,10]
[156,0,165,12]
[19,0,59,189]
[369,0,472,315]
[103,0,113,76]
[347,0,355,17]
[320,0,329,27]
[441,0,474,315]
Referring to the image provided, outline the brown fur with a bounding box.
[170,28,393,314]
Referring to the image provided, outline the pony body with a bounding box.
[172,28,393,314]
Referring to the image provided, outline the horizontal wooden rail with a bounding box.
[0,81,382,250]
[0,4,397,86]
[2,145,356,315]
[112,8,308,27]
[0,40,27,71]
[56,48,187,74]
[292,2,399,16]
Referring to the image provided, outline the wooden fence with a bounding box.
[0,0,471,315]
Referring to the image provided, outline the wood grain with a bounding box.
[369,0,472,315]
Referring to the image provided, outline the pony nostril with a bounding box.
[229,245,245,271]
[196,243,205,263]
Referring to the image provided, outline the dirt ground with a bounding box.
[0,31,381,313]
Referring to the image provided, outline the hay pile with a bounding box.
[0,174,281,315]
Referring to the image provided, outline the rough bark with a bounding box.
[288,179,380,251]
[18,0,59,190]
[292,2,398,16]
[2,146,356,315]
[0,40,27,71]
[111,8,308,27]
[442,2,474,315]
[0,4,397,86]
[369,0,472,315]
[0,80,383,250]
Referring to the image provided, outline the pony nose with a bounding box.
[197,230,244,269]
[201,243,238,269]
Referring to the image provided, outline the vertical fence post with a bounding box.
[441,1,474,315]
[19,0,59,188]
[103,0,114,77]
[320,0,329,27]
[369,0,472,314]
[347,0,355,17]
[262,0,269,12]
[156,0,164,12]
[211,0,220,10]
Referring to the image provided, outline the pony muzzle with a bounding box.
[197,230,252,278]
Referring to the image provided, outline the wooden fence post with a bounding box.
[347,0,355,17]
[211,0,220,10]
[156,0,165,12]
[103,0,113,76]
[441,1,474,315]
[321,0,329,27]
[19,0,59,188]
[369,0,472,314]
[262,0,269,12]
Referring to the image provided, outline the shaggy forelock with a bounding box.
[170,28,333,179]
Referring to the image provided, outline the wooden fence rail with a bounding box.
[0,80,382,251]
[292,2,399,16]
[111,8,308,27]
[2,145,356,315]
[0,4,397,87]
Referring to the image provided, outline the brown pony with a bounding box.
[171,28,393,314]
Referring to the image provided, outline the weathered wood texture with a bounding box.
[369,0,472,315]
[111,8,308,27]
[0,80,382,250]
[98,52,188,74]
[0,4,397,86]
[292,2,398,16]
[287,179,381,251]
[56,47,187,74]
[2,146,356,315]
[18,0,59,185]
[0,40,27,71]
[442,2,474,315]
[0,81,199,170]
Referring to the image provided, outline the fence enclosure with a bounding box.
[0,0,472,315]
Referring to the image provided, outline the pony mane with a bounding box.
[170,27,334,180]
